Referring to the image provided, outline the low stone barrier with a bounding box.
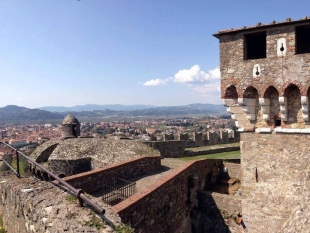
[64,156,161,193]
[111,159,230,233]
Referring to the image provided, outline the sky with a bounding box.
[1,1,310,109]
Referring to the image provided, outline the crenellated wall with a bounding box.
[177,130,240,148]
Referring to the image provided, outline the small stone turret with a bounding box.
[61,114,80,138]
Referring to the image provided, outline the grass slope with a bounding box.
[178,150,240,162]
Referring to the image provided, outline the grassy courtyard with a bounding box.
[178,150,240,162]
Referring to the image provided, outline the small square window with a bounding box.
[296,25,310,54]
[244,32,266,60]
[275,119,281,127]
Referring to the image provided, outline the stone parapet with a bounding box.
[0,172,120,233]
[64,156,161,193]
[111,159,227,233]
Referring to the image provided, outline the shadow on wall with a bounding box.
[195,191,232,233]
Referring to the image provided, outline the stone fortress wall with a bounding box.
[143,129,240,158]
[215,17,310,232]
[63,156,161,193]
[218,18,310,131]
[0,154,241,233]
[241,133,310,232]
[162,130,240,147]
[110,158,235,233]
[0,172,121,233]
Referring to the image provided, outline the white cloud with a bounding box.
[191,83,220,94]
[142,65,220,88]
[173,65,220,83]
[189,83,221,104]
[142,78,169,86]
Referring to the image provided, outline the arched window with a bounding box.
[284,84,301,123]
[264,86,280,126]
[224,85,238,99]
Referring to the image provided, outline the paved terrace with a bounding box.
[128,158,188,192]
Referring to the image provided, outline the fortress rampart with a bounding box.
[111,159,240,233]
[63,156,161,193]
[176,130,240,148]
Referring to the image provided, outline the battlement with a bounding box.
[175,130,239,147]
[215,17,310,232]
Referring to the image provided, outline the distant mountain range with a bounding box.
[0,104,227,124]
[38,104,156,112]
[0,105,64,124]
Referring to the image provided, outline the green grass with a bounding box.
[114,224,135,233]
[12,159,26,175]
[65,195,77,203]
[184,142,240,151]
[83,212,105,230]
[0,214,6,233]
[178,150,240,162]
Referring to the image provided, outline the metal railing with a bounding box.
[102,178,136,206]
[0,141,105,214]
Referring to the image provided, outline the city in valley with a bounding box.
[0,115,235,157]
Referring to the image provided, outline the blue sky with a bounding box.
[0,1,309,108]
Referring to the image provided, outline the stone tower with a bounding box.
[214,17,310,232]
[61,114,81,138]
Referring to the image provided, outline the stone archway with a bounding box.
[284,84,302,124]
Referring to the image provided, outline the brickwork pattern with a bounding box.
[218,21,310,129]
[64,156,161,193]
[111,159,225,233]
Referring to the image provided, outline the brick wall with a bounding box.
[63,156,161,193]
[219,22,310,129]
[111,159,226,233]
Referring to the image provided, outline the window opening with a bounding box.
[244,32,266,60]
[275,119,281,127]
[296,25,310,54]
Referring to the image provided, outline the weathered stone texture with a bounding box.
[111,159,231,233]
[224,162,241,180]
[241,133,310,232]
[64,156,161,193]
[142,140,185,157]
[30,140,60,163]
[0,172,120,233]
[31,138,160,176]
[197,191,242,233]
[183,130,240,148]
[218,21,310,129]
